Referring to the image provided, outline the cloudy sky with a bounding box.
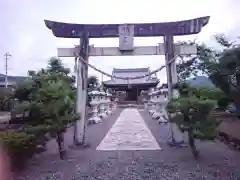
[1,0,240,83]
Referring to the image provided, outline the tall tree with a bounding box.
[211,45,240,116]
[176,35,240,115]
[38,76,76,159]
[176,41,219,81]
[167,83,220,159]
[87,75,99,90]
[13,57,77,159]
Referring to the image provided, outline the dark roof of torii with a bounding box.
[44,16,210,38]
[103,68,159,86]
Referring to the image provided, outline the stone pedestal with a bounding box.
[112,102,117,111]
[89,103,102,124]
[148,103,155,116]
[99,103,108,118]
[106,101,112,115]
[157,102,168,124]
[144,102,148,110]
[151,102,159,119]
[104,102,109,117]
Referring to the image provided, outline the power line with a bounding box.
[4,52,12,88]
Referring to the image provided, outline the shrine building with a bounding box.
[103,68,159,102]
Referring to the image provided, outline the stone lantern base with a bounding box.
[89,116,102,124]
[151,111,161,119]
[88,103,102,124]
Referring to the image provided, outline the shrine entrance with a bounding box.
[126,88,137,101]
[44,16,210,144]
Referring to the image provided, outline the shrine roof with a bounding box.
[113,68,149,73]
[103,78,159,86]
[103,68,159,86]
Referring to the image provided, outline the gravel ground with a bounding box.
[16,108,240,180]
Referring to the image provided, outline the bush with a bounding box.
[0,88,14,111]
[167,83,220,159]
[217,97,230,110]
[0,126,49,171]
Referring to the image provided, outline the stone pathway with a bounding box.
[16,108,240,180]
[97,108,161,150]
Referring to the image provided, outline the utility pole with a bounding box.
[4,52,11,88]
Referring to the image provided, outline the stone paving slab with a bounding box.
[96,108,161,151]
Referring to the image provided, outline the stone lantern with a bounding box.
[105,91,112,115]
[88,89,102,124]
[160,88,168,100]
[103,91,110,116]
[141,90,149,110]
[150,90,159,118]
[156,88,169,123]
[98,90,108,118]
[148,88,157,115]
[112,97,117,111]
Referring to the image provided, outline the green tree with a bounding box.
[13,58,76,120]
[210,46,240,116]
[87,75,99,90]
[167,83,220,159]
[176,41,219,81]
[176,35,240,113]
[37,76,77,159]
[12,57,77,159]
[0,87,14,111]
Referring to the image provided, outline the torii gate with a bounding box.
[44,16,210,145]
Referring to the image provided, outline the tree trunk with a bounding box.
[56,132,66,159]
[188,130,199,159]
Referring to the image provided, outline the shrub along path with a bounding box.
[17,108,240,180]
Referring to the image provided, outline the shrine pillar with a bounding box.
[164,35,178,99]
[73,32,89,145]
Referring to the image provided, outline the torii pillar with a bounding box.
[73,32,89,145]
[164,35,177,98]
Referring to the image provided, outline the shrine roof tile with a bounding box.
[103,78,159,85]
[104,68,159,85]
[113,68,149,74]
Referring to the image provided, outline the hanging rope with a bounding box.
[77,55,177,80]
[74,56,78,73]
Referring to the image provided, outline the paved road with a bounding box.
[97,108,160,151]
[17,108,240,180]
